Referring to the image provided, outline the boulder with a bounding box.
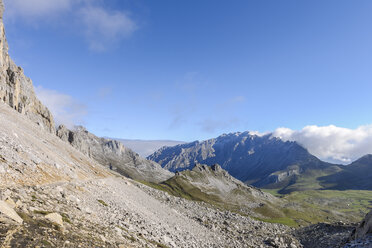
[45,213,64,227]
[350,210,372,240]
[0,200,23,224]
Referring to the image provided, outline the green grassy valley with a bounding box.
[141,167,372,228]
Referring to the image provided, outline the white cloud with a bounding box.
[79,6,137,51]
[272,125,372,164]
[3,0,137,51]
[35,86,87,129]
[4,0,73,19]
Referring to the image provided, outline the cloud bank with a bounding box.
[79,6,137,51]
[4,0,73,18]
[272,125,372,164]
[35,86,87,129]
[3,0,137,51]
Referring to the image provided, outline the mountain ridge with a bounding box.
[148,131,341,191]
[57,125,174,183]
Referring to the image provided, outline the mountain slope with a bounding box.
[157,164,277,212]
[0,103,108,187]
[319,154,372,190]
[57,125,174,183]
[148,132,340,191]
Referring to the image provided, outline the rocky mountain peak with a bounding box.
[191,163,225,175]
[0,0,3,20]
[0,1,55,132]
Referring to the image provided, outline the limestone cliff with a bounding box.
[56,125,174,183]
[0,1,55,133]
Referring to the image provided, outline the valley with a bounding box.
[0,0,371,247]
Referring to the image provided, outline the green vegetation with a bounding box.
[140,175,372,228]
[17,211,33,222]
[61,213,72,224]
[260,189,372,226]
[140,177,222,204]
[41,240,52,247]
[97,199,108,207]
[33,210,52,215]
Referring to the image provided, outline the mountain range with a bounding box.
[0,0,371,246]
[148,132,372,193]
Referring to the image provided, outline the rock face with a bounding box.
[351,210,372,240]
[0,1,55,133]
[148,132,337,190]
[56,125,174,183]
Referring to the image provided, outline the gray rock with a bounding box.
[148,132,339,190]
[351,210,372,240]
[0,200,23,224]
[45,212,63,227]
[0,1,55,133]
[56,125,173,183]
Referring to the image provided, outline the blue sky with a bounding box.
[4,0,372,147]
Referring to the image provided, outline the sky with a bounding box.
[3,0,372,164]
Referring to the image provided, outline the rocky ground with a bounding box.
[294,222,356,248]
[0,174,305,248]
[343,235,372,247]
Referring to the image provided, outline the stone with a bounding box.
[45,213,63,227]
[351,210,372,240]
[56,125,173,183]
[5,197,16,208]
[0,200,23,223]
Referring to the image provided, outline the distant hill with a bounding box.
[113,138,185,157]
[148,132,341,193]
[149,163,281,217]
[319,154,372,190]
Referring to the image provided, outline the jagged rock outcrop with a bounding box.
[148,132,339,191]
[56,125,173,183]
[0,2,54,133]
[350,210,372,240]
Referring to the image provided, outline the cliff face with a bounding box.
[56,125,174,183]
[0,1,55,133]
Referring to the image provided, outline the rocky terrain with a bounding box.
[151,164,281,217]
[56,125,173,183]
[0,2,54,133]
[148,132,341,192]
[0,0,371,247]
[0,100,303,247]
[0,103,108,187]
[344,210,372,247]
